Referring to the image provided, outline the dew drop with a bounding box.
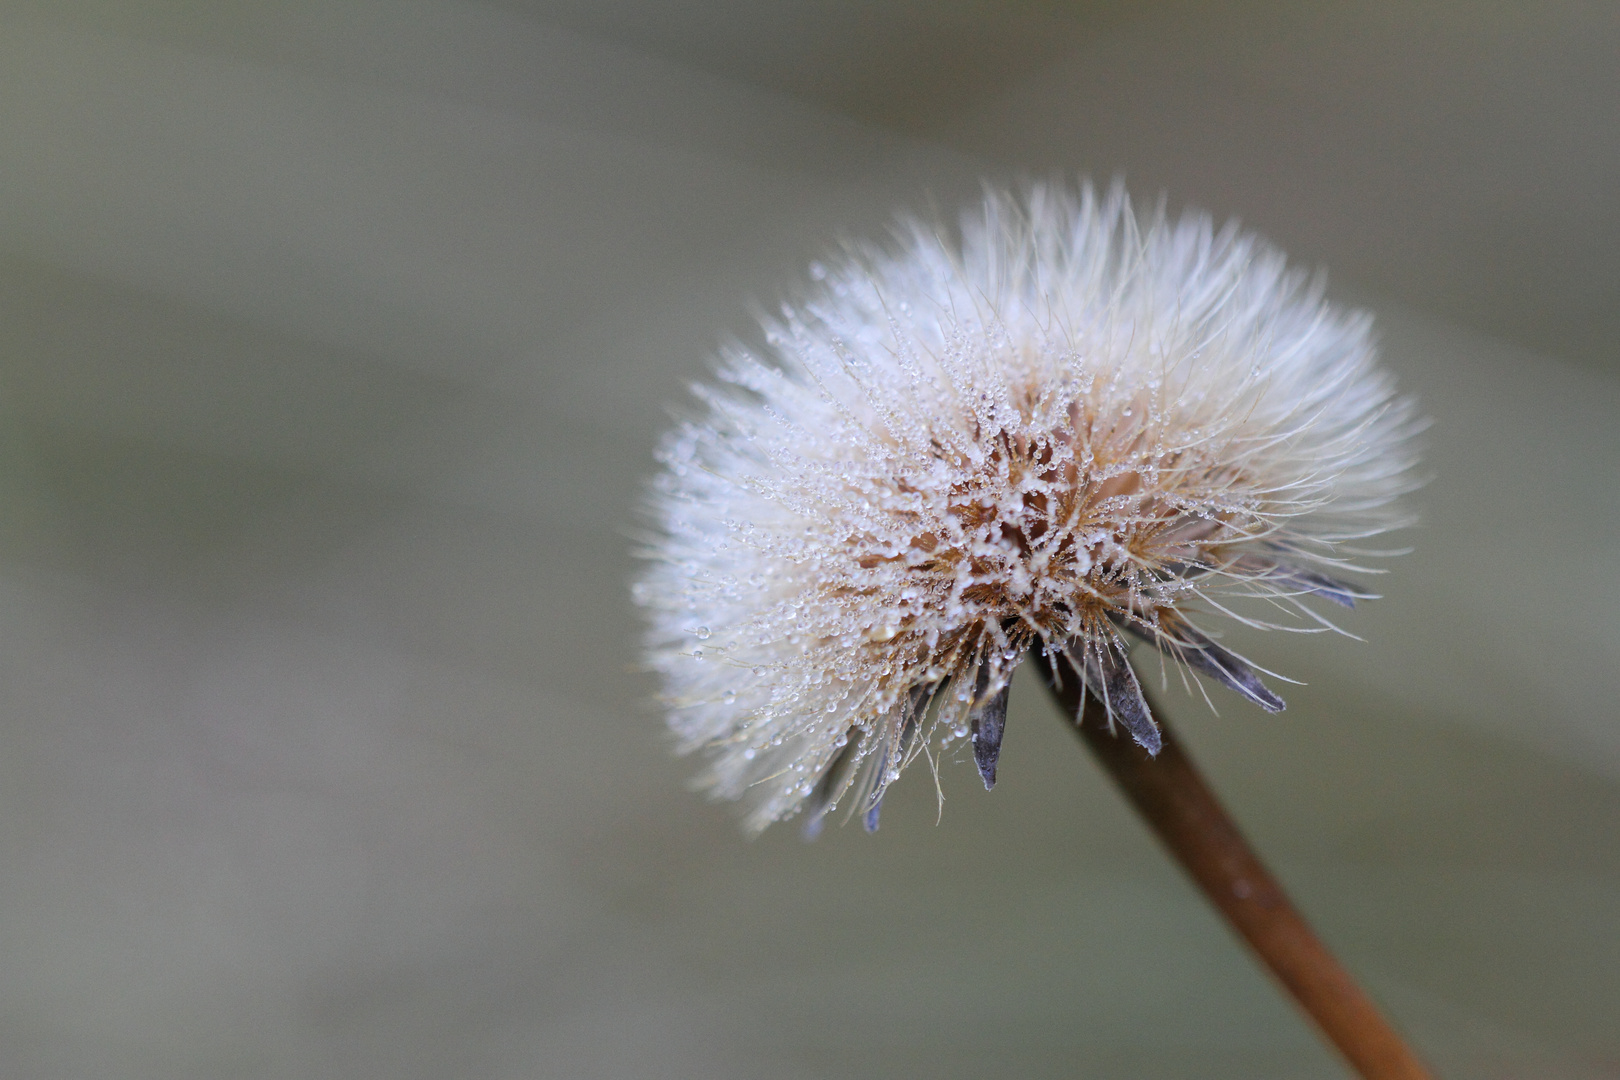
[692,649,704,660]
[721,690,736,704]
[694,626,711,640]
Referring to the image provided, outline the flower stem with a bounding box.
[1036,652,1434,1079]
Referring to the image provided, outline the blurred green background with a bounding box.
[0,2,1616,1077]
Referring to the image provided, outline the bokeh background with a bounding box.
[1,2,1617,1077]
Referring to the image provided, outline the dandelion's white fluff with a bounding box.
[635,183,1420,834]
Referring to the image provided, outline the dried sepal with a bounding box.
[969,666,1011,790]
[1069,631,1162,755]
[1122,613,1286,714]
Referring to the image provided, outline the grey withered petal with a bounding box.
[970,677,1011,791]
[1070,633,1162,756]
[1125,615,1286,714]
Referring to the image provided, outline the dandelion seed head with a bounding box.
[636,182,1420,833]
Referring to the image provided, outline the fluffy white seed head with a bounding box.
[635,183,1420,834]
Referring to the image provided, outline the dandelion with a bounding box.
[635,182,1433,1078]
[638,182,1418,834]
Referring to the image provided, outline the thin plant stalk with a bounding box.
[1037,651,1434,1080]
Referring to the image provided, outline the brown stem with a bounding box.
[1036,651,1434,1080]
